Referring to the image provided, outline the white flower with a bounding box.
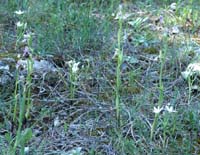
[16,22,27,28]
[165,105,177,113]
[72,62,80,73]
[153,106,163,114]
[114,5,123,20]
[112,48,119,59]
[170,3,176,11]
[23,34,31,39]
[54,116,60,127]
[172,26,180,34]
[16,21,24,27]
[14,10,24,15]
[24,147,29,153]
[24,32,34,39]
[17,54,21,59]
[67,60,74,67]
[67,60,80,73]
[22,32,32,43]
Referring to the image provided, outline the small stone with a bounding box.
[17,59,57,73]
[0,65,9,71]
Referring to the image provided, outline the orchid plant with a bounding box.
[67,60,80,99]
[12,9,34,155]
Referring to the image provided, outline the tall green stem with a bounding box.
[115,8,123,127]
[150,38,167,140]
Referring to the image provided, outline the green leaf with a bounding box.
[21,128,32,144]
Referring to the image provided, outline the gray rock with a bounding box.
[17,59,57,73]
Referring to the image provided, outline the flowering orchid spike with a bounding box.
[153,106,163,114]
[165,105,177,113]
[23,46,30,58]
[72,62,80,73]
[67,60,80,73]
[14,10,24,15]
[16,21,24,27]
